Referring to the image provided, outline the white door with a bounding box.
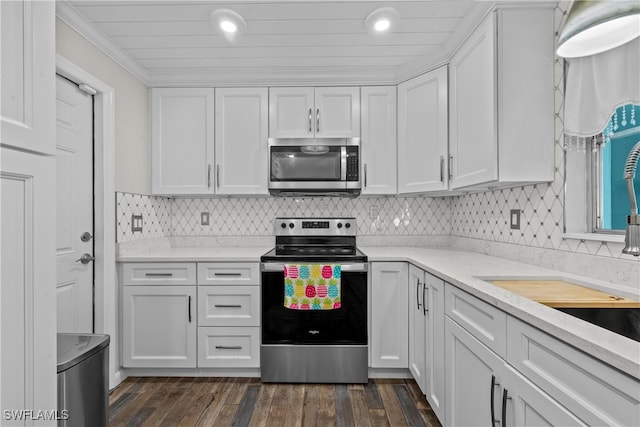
[314,87,360,138]
[268,87,314,138]
[55,75,94,333]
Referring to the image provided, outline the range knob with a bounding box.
[289,223,295,229]
[345,222,351,229]
[337,223,343,229]
[280,222,287,229]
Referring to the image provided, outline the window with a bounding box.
[591,104,640,233]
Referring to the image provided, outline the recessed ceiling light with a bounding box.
[365,7,399,35]
[210,9,246,42]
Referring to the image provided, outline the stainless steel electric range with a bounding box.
[260,217,368,383]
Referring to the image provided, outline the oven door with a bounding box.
[261,262,367,345]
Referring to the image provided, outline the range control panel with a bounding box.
[275,218,356,236]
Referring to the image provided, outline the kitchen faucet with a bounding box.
[622,141,640,256]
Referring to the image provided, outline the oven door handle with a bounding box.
[261,262,368,272]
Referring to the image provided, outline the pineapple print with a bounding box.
[305,279,317,298]
[301,298,311,310]
[294,279,305,298]
[312,297,321,310]
[310,265,321,279]
[289,297,299,310]
[328,278,339,298]
[285,278,294,297]
[322,297,333,309]
[299,265,310,279]
[316,278,327,298]
[333,298,341,309]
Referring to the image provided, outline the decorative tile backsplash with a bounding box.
[116,194,451,242]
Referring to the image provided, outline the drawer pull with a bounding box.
[215,345,242,350]
[214,304,242,308]
[214,272,243,277]
[144,273,173,277]
[491,375,500,425]
[501,388,512,427]
[188,296,192,323]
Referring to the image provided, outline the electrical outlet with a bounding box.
[510,209,521,230]
[131,214,143,233]
[369,205,379,220]
[201,212,210,226]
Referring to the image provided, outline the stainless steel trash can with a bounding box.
[57,334,110,427]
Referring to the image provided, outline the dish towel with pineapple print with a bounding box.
[284,264,341,310]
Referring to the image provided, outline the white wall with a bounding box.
[56,19,150,194]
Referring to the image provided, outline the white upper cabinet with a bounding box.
[1,0,56,155]
[449,7,555,190]
[361,86,397,195]
[151,88,215,195]
[398,66,449,194]
[215,88,268,195]
[269,87,360,138]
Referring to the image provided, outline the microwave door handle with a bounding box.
[341,147,347,181]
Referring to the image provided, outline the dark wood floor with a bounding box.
[108,377,442,427]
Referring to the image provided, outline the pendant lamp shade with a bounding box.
[557,0,640,58]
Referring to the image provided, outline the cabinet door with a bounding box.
[424,273,445,423]
[445,316,505,427]
[1,0,55,155]
[122,286,196,368]
[361,86,397,195]
[370,262,408,368]
[408,265,426,393]
[398,67,449,194]
[449,13,498,189]
[314,87,360,138]
[503,365,586,427]
[268,87,314,138]
[1,148,56,420]
[215,88,268,195]
[151,88,215,195]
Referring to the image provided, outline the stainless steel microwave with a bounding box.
[268,137,361,197]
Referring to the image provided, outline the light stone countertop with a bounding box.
[360,245,640,380]
[118,244,640,379]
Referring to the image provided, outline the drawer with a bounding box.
[445,284,507,358]
[197,327,260,368]
[197,262,259,285]
[507,316,640,426]
[121,262,196,286]
[198,286,260,327]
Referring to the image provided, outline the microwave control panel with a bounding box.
[346,147,359,181]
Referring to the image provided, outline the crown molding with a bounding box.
[56,0,150,85]
[146,66,401,88]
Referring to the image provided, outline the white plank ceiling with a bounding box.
[57,0,495,86]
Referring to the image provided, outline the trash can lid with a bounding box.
[57,333,110,373]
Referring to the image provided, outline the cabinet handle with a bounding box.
[364,164,368,188]
[316,108,320,134]
[448,155,454,180]
[214,304,242,308]
[207,164,212,188]
[216,345,242,350]
[308,108,312,133]
[423,282,428,315]
[214,272,242,277]
[501,388,511,427]
[188,295,192,323]
[216,164,220,189]
[416,279,422,311]
[144,273,173,277]
[491,375,500,426]
[440,156,445,183]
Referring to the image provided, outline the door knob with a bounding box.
[75,253,95,264]
[80,232,93,242]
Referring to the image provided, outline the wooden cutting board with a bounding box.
[491,280,640,308]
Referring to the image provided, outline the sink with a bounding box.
[477,276,640,342]
[555,308,640,342]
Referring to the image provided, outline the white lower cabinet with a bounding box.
[122,285,197,368]
[197,327,260,368]
[409,265,445,424]
[370,262,408,368]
